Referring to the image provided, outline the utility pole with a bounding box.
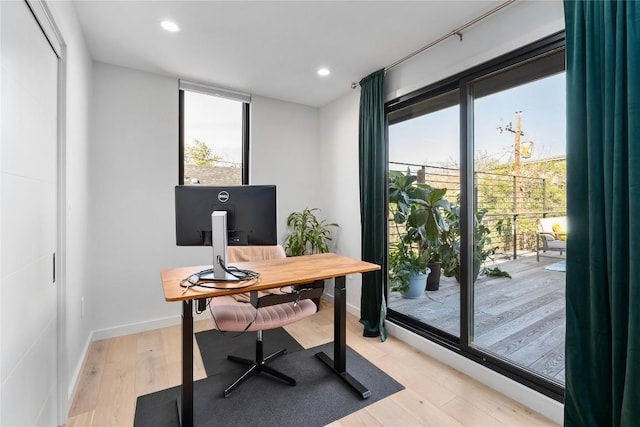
[498,111,524,257]
[498,111,524,213]
[514,112,523,215]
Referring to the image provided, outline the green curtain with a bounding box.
[358,69,387,341]
[564,1,639,425]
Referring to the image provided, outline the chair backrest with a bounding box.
[227,245,286,263]
[224,245,323,310]
[538,216,567,238]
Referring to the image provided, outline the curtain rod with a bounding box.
[350,0,517,89]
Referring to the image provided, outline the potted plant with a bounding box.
[424,245,443,291]
[439,205,509,282]
[388,241,430,299]
[283,207,338,256]
[439,203,461,280]
[283,207,338,308]
[389,171,450,291]
[389,171,449,291]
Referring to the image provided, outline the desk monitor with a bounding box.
[175,185,277,279]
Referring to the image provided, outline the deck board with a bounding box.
[389,253,566,382]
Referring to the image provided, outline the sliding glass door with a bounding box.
[385,33,566,400]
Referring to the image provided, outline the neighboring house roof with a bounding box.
[184,164,241,185]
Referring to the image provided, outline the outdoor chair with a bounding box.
[536,216,567,261]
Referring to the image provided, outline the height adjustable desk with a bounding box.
[161,253,380,427]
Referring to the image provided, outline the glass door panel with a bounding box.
[471,51,567,384]
[387,89,461,337]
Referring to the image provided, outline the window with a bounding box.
[385,32,566,401]
[179,81,250,185]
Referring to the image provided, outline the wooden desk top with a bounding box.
[161,253,380,302]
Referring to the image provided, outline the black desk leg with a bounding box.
[334,275,347,372]
[315,275,371,399]
[179,300,193,427]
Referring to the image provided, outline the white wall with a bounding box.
[1,5,4,423]
[250,95,321,243]
[317,1,565,423]
[318,91,362,307]
[385,1,565,101]
[87,62,208,336]
[85,68,322,340]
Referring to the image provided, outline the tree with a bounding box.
[184,138,221,166]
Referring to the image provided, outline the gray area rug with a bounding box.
[134,330,404,427]
[195,328,305,377]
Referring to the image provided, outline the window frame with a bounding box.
[178,83,250,185]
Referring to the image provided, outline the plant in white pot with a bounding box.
[389,171,450,292]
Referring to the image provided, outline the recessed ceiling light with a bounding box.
[161,20,180,32]
[317,67,331,77]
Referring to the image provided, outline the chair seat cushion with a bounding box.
[210,296,317,332]
[547,240,567,250]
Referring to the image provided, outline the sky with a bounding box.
[185,71,566,169]
[389,72,566,168]
[184,91,243,165]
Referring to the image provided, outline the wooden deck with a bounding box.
[388,253,566,383]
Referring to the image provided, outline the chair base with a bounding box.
[223,344,296,397]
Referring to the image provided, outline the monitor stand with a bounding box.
[203,210,240,282]
[197,271,240,281]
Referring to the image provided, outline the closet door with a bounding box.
[1,1,60,424]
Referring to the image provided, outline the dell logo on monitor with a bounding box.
[218,191,230,203]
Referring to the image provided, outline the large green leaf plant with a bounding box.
[283,208,338,256]
[388,171,451,292]
[388,170,451,262]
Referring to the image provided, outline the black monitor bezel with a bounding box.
[174,184,277,247]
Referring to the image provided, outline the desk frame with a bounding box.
[162,254,379,427]
[180,300,194,426]
[315,275,371,398]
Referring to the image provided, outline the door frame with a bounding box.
[25,1,68,424]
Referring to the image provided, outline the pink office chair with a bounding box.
[209,245,322,397]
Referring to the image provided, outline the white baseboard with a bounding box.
[321,291,361,318]
[90,310,211,341]
[90,315,182,341]
[385,321,564,424]
[67,336,92,401]
[67,311,211,405]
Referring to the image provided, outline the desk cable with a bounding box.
[179,259,260,294]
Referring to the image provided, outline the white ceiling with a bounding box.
[72,1,504,107]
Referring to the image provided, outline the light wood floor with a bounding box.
[66,300,559,426]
